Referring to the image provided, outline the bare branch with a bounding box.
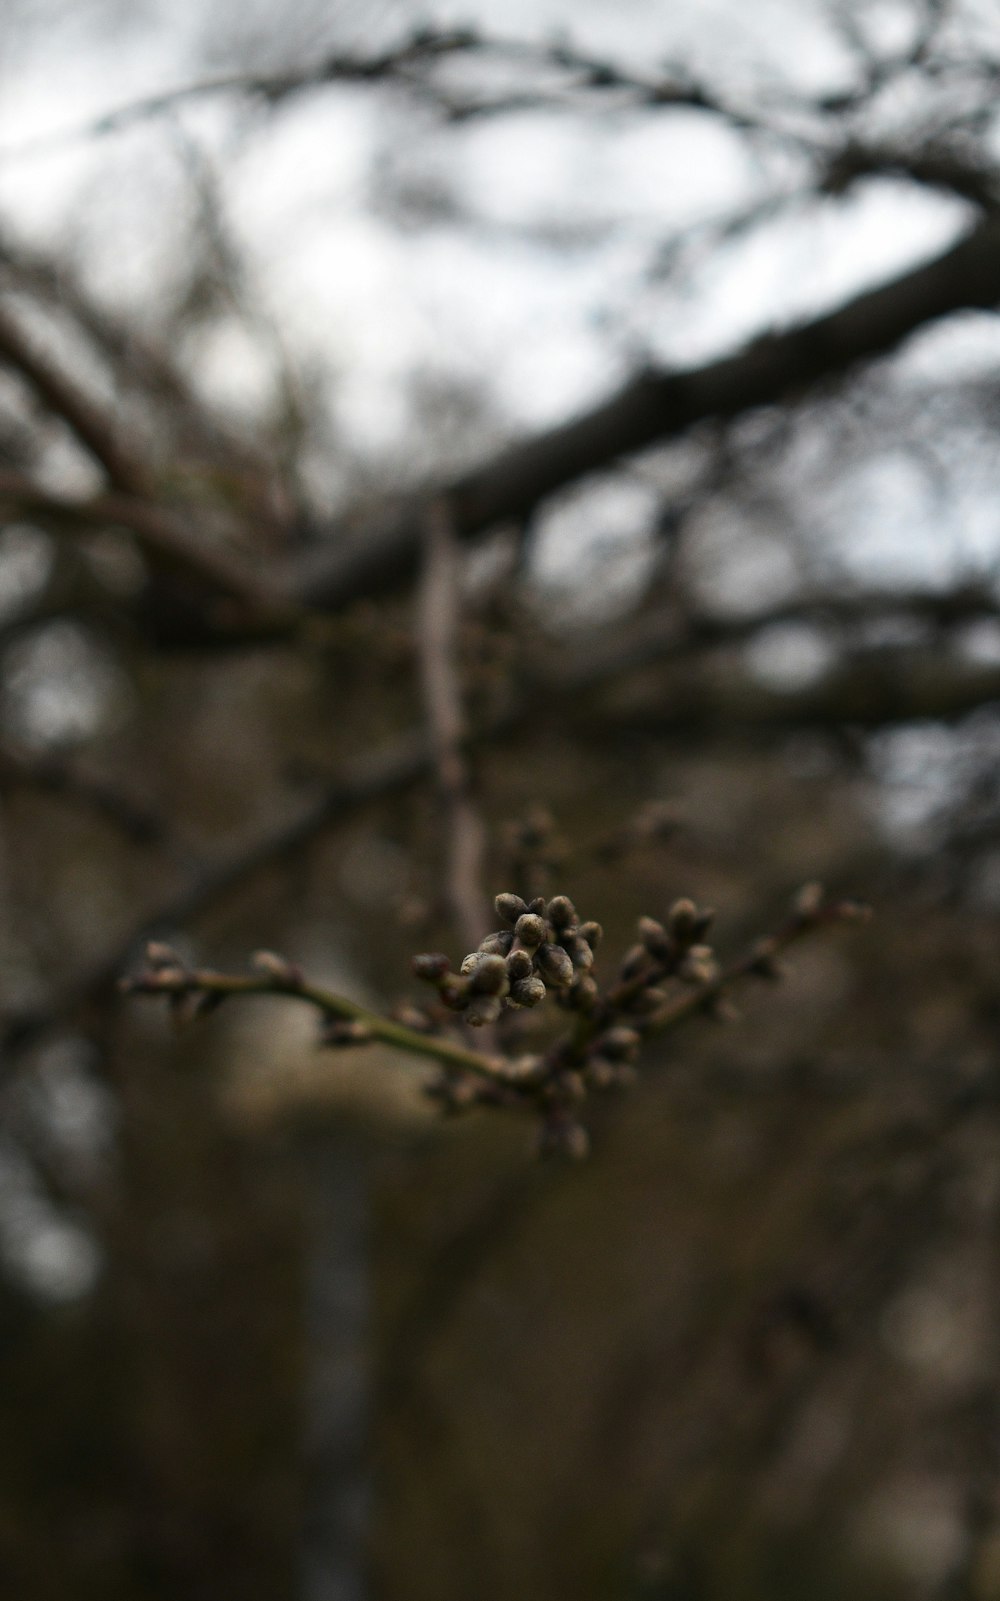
[0,469,295,630]
[298,217,1000,615]
[0,303,150,495]
[417,498,488,950]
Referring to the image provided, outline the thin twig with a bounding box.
[122,962,504,1082]
[0,303,149,495]
[418,498,488,951]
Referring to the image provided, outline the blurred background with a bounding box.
[0,0,999,1596]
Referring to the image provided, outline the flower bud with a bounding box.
[638,916,669,957]
[793,881,824,919]
[569,973,598,1008]
[514,913,546,948]
[666,898,699,942]
[145,940,182,970]
[460,953,480,975]
[619,943,649,980]
[469,954,509,995]
[495,892,528,926]
[412,952,450,982]
[569,939,594,970]
[598,1026,642,1060]
[578,920,603,949]
[628,985,668,1014]
[320,1019,373,1047]
[539,1118,590,1161]
[506,948,534,981]
[536,942,574,987]
[545,895,576,929]
[510,975,547,1007]
[680,946,720,985]
[478,931,514,956]
[251,950,302,986]
[466,994,502,1027]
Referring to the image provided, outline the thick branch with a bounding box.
[299,218,1000,613]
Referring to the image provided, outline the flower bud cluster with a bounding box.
[412,891,603,1026]
[578,898,718,1089]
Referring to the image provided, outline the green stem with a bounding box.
[139,968,506,1081]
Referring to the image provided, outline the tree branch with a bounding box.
[417,499,488,950]
[298,218,1000,614]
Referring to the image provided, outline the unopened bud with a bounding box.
[680,946,720,985]
[539,1118,589,1162]
[469,954,509,996]
[506,948,534,981]
[598,1026,642,1061]
[412,952,450,982]
[569,973,598,1009]
[747,939,781,981]
[510,974,547,1008]
[466,995,503,1027]
[495,892,528,926]
[638,916,670,957]
[546,895,576,929]
[514,913,546,948]
[629,985,668,1013]
[619,943,649,980]
[479,930,514,956]
[251,950,302,986]
[145,940,182,970]
[569,934,592,973]
[793,881,824,919]
[320,1019,373,1047]
[579,920,603,949]
[666,898,699,942]
[536,942,574,987]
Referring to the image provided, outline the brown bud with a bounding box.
[598,1026,642,1061]
[569,973,598,1009]
[586,1057,637,1091]
[546,895,576,929]
[506,948,534,981]
[666,898,699,942]
[460,953,480,975]
[514,913,547,948]
[390,1002,433,1032]
[539,1118,590,1162]
[619,943,649,980]
[251,950,302,986]
[469,954,509,996]
[412,952,451,982]
[628,985,669,1013]
[578,920,603,948]
[559,1070,587,1104]
[569,939,594,970]
[145,940,182,970]
[495,892,528,926]
[638,916,670,957]
[320,1018,373,1047]
[479,930,514,957]
[466,995,503,1027]
[536,942,574,987]
[680,946,721,985]
[510,974,547,1007]
[793,881,824,919]
[439,977,470,1010]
